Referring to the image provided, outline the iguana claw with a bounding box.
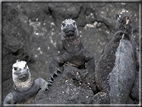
[48,79,53,83]
[54,71,59,76]
[57,68,62,73]
[48,82,52,86]
[50,75,54,80]
[44,87,49,91]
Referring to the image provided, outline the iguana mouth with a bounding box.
[18,74,27,78]
[18,73,29,81]
[64,27,75,35]
[65,30,75,36]
[64,29,76,40]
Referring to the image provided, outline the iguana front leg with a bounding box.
[35,78,51,91]
[49,52,70,82]
[83,50,95,76]
[49,56,63,81]
[83,50,96,92]
[3,93,16,104]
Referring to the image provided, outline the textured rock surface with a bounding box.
[94,9,139,104]
[2,2,140,104]
[130,71,139,104]
[32,65,95,104]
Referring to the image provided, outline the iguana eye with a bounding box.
[116,14,122,20]
[73,22,76,26]
[13,67,18,71]
[62,22,66,27]
[116,14,119,20]
[24,65,27,69]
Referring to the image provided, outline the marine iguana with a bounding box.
[48,19,95,88]
[92,9,139,104]
[3,60,50,104]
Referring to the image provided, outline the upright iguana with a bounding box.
[48,19,95,90]
[4,60,50,104]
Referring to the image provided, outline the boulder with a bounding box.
[32,65,96,104]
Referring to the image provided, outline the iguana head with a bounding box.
[61,19,79,40]
[115,9,132,34]
[12,60,31,83]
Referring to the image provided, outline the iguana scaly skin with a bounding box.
[93,9,139,104]
[4,60,50,104]
[48,19,95,89]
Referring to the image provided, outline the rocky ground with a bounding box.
[2,2,140,105]
[32,65,96,104]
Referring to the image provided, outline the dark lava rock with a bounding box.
[130,71,139,104]
[2,2,140,104]
[32,65,95,104]
[91,92,110,104]
[48,3,81,21]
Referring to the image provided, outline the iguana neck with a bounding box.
[62,36,83,53]
[14,78,33,92]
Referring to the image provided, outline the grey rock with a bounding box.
[33,65,94,104]
[48,3,81,20]
[130,71,139,104]
[91,92,110,104]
